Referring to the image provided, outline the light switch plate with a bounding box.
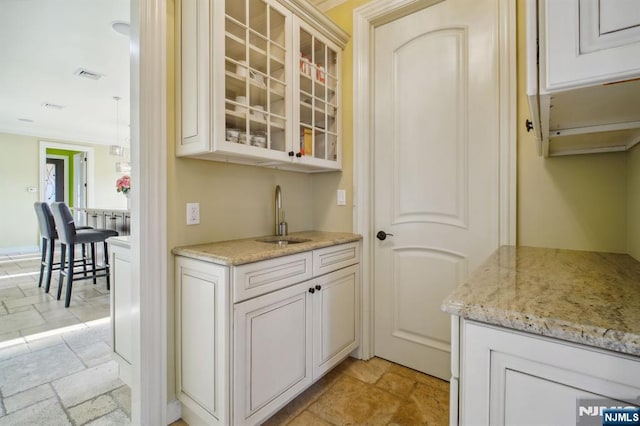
[186,203,200,225]
[337,189,346,206]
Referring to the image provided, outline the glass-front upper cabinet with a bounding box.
[177,0,347,172]
[296,20,341,169]
[224,0,290,158]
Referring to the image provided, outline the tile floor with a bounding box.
[0,319,130,425]
[0,251,111,344]
[263,357,450,425]
[0,250,127,424]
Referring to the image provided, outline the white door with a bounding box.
[373,0,501,380]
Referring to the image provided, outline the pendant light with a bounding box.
[109,96,126,157]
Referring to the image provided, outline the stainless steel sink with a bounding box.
[256,237,311,245]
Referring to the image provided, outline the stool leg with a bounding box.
[91,243,97,285]
[38,237,46,288]
[44,238,55,293]
[64,244,75,308]
[57,244,66,301]
[82,243,88,277]
[104,241,110,291]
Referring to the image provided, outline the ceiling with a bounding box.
[0,0,130,146]
[0,0,344,147]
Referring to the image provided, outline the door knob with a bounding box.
[376,231,394,241]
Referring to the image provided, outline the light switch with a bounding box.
[337,189,346,206]
[186,203,200,225]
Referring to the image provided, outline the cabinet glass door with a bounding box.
[224,0,288,153]
[298,27,339,162]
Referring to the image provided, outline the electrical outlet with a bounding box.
[337,189,346,206]
[186,203,200,225]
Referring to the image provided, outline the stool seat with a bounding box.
[76,229,117,244]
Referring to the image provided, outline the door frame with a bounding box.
[352,0,516,360]
[39,141,95,207]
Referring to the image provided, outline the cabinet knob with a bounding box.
[288,151,294,157]
[525,119,534,133]
[296,152,302,158]
[308,288,315,294]
[315,285,321,291]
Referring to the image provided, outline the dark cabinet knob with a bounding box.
[525,119,533,132]
[288,151,294,157]
[376,230,394,241]
[308,288,315,294]
[315,285,321,291]
[296,152,302,158]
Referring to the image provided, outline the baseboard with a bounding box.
[167,398,182,424]
[0,246,40,256]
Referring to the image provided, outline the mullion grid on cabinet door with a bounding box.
[299,28,314,157]
[268,3,287,153]
[224,9,249,144]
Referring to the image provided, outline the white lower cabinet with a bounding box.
[234,281,313,425]
[455,319,640,426]
[175,242,360,425]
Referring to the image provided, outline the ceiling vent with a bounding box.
[74,68,104,80]
[42,102,65,110]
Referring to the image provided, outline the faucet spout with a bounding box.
[275,185,282,236]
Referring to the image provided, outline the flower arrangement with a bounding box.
[116,175,131,195]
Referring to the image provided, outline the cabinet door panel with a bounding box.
[313,265,360,379]
[544,0,640,90]
[460,321,640,426]
[234,282,312,425]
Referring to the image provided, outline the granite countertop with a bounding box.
[442,246,640,356]
[172,231,362,266]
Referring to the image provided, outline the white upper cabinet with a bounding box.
[176,0,348,172]
[527,0,640,157]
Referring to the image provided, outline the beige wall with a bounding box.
[627,144,640,259]
[0,133,40,251]
[0,132,129,252]
[310,0,371,232]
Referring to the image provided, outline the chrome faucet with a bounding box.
[275,185,287,236]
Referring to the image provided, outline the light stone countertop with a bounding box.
[172,231,362,266]
[442,246,640,356]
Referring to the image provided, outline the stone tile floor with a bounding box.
[0,250,127,424]
[0,318,130,425]
[0,251,111,344]
[263,357,450,425]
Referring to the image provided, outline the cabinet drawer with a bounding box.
[312,242,360,277]
[232,252,313,303]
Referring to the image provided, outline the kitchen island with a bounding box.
[442,246,640,425]
[173,231,362,426]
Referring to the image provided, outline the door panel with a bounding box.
[393,29,467,228]
[373,0,500,380]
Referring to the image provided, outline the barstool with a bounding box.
[33,202,92,293]
[50,202,118,308]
